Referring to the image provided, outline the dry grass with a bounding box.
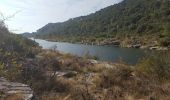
[39,93,71,100]
[6,94,23,100]
[4,49,169,100]
[32,50,170,100]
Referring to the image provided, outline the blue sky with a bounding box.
[0,0,122,33]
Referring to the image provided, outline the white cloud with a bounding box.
[0,0,122,33]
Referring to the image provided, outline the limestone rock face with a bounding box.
[0,77,33,100]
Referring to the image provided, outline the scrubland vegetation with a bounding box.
[1,0,170,99]
[28,50,170,100]
[1,20,170,99]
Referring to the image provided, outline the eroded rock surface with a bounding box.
[0,77,33,100]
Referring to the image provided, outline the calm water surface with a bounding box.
[34,39,148,64]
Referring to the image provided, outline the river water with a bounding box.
[34,39,148,64]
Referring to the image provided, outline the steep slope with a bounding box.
[36,0,170,36]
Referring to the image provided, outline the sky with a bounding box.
[0,0,122,34]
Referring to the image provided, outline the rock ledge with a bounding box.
[0,77,33,100]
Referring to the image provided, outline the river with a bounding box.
[34,39,148,64]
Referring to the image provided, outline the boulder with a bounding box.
[149,46,159,50]
[47,71,78,78]
[63,71,78,78]
[89,60,98,64]
[149,46,168,50]
[132,44,141,48]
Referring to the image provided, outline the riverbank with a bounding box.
[38,34,170,51]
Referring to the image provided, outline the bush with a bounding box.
[97,64,133,88]
[159,37,170,46]
[136,51,170,82]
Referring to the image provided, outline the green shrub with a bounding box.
[136,52,170,82]
[159,36,170,46]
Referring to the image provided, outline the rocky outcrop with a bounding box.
[149,46,168,50]
[0,77,33,100]
[99,40,120,46]
[46,71,78,78]
[132,44,141,48]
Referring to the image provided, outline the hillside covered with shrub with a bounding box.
[34,0,170,46]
